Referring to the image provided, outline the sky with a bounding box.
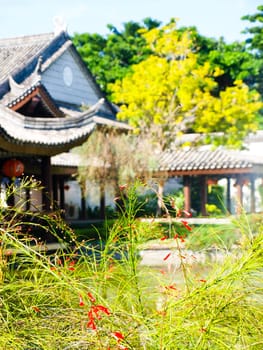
[0,0,262,42]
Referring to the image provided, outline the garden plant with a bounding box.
[0,179,262,349]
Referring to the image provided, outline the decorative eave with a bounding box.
[7,83,64,117]
[0,104,131,156]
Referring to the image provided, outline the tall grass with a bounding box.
[0,179,262,349]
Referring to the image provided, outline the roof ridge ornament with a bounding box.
[8,58,42,97]
[53,16,68,36]
[8,75,25,96]
[35,56,43,74]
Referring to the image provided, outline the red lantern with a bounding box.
[2,159,24,178]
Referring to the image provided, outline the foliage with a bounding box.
[74,128,158,214]
[242,4,263,98]
[0,177,75,244]
[207,184,226,215]
[242,5,263,52]
[110,21,262,149]
[72,18,160,95]
[73,18,261,96]
[0,181,263,349]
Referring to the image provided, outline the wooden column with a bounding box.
[226,177,231,214]
[25,187,31,211]
[59,177,65,212]
[183,176,191,213]
[250,175,255,213]
[200,175,208,216]
[235,175,243,215]
[80,182,87,220]
[41,156,52,211]
[100,183,106,220]
[53,175,58,204]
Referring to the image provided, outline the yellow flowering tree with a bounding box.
[110,21,262,149]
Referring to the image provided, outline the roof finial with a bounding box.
[35,56,42,74]
[53,16,67,35]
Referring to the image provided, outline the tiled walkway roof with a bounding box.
[156,145,263,175]
[52,141,263,176]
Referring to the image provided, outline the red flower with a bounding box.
[165,284,177,291]
[95,304,111,316]
[163,252,171,261]
[87,292,96,303]
[181,220,192,231]
[79,294,85,307]
[87,318,97,330]
[57,258,63,265]
[183,209,192,217]
[32,306,41,313]
[111,331,125,341]
[160,236,168,241]
[87,310,97,330]
[177,209,182,217]
[118,345,128,350]
[119,184,127,191]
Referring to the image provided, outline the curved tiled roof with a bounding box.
[0,104,131,155]
[157,146,256,174]
[0,33,54,83]
[0,32,68,96]
[0,31,130,156]
[0,30,117,115]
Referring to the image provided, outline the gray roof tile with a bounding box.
[158,147,254,172]
[0,32,68,93]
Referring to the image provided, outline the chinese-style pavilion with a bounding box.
[0,28,129,211]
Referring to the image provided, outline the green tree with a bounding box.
[242,4,263,98]
[72,18,160,95]
[73,18,260,100]
[110,21,262,149]
[242,5,263,51]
